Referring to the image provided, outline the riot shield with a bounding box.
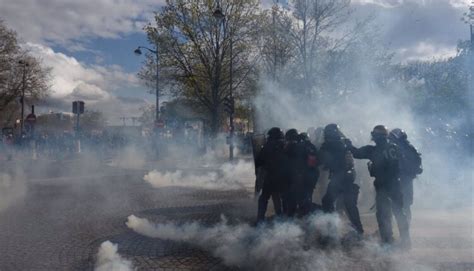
[251,133,266,197]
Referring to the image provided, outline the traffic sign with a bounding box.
[25,113,36,123]
[155,119,165,128]
[72,101,85,114]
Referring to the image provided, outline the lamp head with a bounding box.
[213,6,225,21]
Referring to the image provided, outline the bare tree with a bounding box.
[289,0,351,97]
[258,5,295,81]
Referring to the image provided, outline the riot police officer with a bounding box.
[348,125,410,247]
[284,129,307,217]
[255,127,289,222]
[388,128,422,224]
[299,132,320,214]
[320,124,364,235]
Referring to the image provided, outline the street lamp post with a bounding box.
[213,2,235,161]
[134,46,160,123]
[18,60,29,137]
[463,2,474,49]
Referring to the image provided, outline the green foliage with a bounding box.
[140,0,261,135]
[399,41,471,118]
[0,20,51,127]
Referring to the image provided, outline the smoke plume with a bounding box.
[0,171,26,212]
[126,213,432,271]
[107,145,146,170]
[95,241,134,271]
[143,159,254,190]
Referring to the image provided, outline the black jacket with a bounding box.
[320,139,353,174]
[394,140,422,178]
[256,139,290,191]
[350,140,400,184]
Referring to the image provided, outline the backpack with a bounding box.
[400,143,422,177]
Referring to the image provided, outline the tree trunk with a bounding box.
[210,106,220,138]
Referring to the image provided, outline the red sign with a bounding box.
[155,119,165,128]
[25,113,36,123]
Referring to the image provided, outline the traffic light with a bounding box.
[223,97,234,114]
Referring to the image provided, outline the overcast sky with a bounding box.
[0,0,470,124]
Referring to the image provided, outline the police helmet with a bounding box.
[389,128,407,141]
[267,127,284,140]
[299,132,309,142]
[285,129,299,141]
[324,123,342,140]
[371,125,388,141]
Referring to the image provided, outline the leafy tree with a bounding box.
[0,20,51,126]
[140,0,261,136]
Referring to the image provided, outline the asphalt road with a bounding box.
[0,157,472,270]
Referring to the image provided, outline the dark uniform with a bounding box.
[389,128,422,224]
[284,129,307,217]
[300,133,320,214]
[349,125,410,246]
[255,128,289,222]
[320,124,364,234]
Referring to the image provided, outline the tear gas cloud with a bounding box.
[95,241,133,271]
[107,145,146,170]
[144,159,254,190]
[126,213,433,271]
[0,171,26,212]
[253,56,473,211]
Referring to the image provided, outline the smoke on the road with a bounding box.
[0,171,26,212]
[144,159,254,190]
[254,66,473,212]
[126,213,433,271]
[95,241,134,271]
[107,145,146,169]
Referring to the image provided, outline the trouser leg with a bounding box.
[390,184,410,244]
[271,192,283,215]
[280,191,289,215]
[322,181,340,213]
[287,174,304,217]
[286,194,297,217]
[257,189,272,221]
[300,178,316,215]
[343,184,364,234]
[376,188,394,244]
[400,178,414,224]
